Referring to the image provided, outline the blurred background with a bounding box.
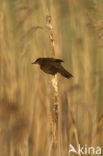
[0,0,103,155]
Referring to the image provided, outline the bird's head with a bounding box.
[32,58,42,65]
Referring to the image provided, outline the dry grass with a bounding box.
[0,0,103,156]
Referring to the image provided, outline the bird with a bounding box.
[32,57,73,79]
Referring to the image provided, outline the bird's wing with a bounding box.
[55,64,73,79]
[53,59,64,63]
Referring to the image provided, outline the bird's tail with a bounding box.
[58,65,73,79]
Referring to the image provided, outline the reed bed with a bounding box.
[0,0,103,156]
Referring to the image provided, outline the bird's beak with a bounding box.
[32,61,37,64]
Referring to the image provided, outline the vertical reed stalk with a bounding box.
[46,13,59,153]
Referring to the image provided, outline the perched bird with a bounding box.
[32,58,73,79]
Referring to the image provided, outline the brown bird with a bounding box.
[32,58,73,79]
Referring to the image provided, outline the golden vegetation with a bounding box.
[0,0,103,155]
